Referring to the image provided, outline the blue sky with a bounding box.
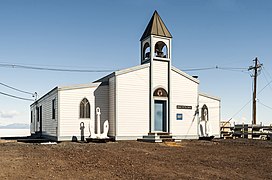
[0,0,272,126]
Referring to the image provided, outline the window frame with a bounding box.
[39,106,42,123]
[36,107,39,122]
[52,99,56,120]
[79,98,90,119]
[31,110,33,123]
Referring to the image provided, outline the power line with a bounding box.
[258,100,272,111]
[182,67,215,71]
[229,99,252,121]
[216,68,250,74]
[222,99,252,127]
[0,91,34,101]
[257,79,272,95]
[0,62,250,73]
[182,66,248,72]
[0,82,34,95]
[0,61,111,69]
[262,67,272,92]
[217,67,248,70]
[210,59,269,128]
[0,63,115,73]
[263,67,272,79]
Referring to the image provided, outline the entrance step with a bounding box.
[148,132,170,136]
[138,132,175,143]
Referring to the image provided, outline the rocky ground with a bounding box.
[0,139,271,179]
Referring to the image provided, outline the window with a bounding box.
[201,104,209,121]
[143,42,150,60]
[31,111,33,123]
[36,107,39,122]
[154,41,168,58]
[80,98,90,118]
[52,99,56,119]
[153,88,168,97]
[39,106,42,123]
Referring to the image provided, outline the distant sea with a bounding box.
[0,129,30,137]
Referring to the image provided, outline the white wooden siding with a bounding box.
[199,94,221,138]
[58,87,96,141]
[94,85,109,134]
[109,77,116,136]
[152,60,168,90]
[116,67,149,138]
[30,88,58,137]
[30,106,35,133]
[171,69,199,138]
[30,105,37,133]
[30,104,38,133]
[39,92,58,137]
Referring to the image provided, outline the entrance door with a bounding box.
[154,100,167,132]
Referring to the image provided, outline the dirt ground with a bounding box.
[0,139,271,180]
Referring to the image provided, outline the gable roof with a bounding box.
[95,63,199,85]
[94,63,150,84]
[140,10,172,41]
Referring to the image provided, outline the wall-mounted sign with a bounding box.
[176,105,192,110]
[176,113,183,120]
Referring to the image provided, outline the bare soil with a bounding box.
[0,139,271,179]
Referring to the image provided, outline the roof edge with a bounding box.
[93,72,115,83]
[30,86,58,106]
[199,92,221,101]
[115,63,150,76]
[171,66,200,84]
[140,11,172,41]
[58,82,101,91]
[31,82,101,106]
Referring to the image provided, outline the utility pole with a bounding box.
[248,57,262,125]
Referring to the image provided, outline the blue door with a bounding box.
[154,100,167,132]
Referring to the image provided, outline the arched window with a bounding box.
[201,104,209,121]
[153,88,168,97]
[143,42,150,60]
[154,41,168,58]
[80,98,90,118]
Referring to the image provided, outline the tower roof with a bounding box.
[140,10,172,41]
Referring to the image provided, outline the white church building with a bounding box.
[30,11,221,141]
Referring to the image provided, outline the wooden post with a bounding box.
[248,57,262,125]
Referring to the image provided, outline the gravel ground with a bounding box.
[0,139,271,179]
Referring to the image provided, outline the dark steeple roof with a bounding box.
[140,10,172,41]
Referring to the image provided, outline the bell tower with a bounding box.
[140,11,172,133]
[140,10,172,64]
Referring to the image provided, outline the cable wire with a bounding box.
[182,66,248,72]
[0,63,115,73]
[0,82,34,95]
[258,100,272,110]
[222,99,252,127]
[262,67,272,92]
[0,91,34,101]
[0,62,249,73]
[257,79,272,95]
[182,67,215,71]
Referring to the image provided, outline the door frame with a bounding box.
[154,100,167,132]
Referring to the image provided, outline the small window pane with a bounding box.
[86,102,90,118]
